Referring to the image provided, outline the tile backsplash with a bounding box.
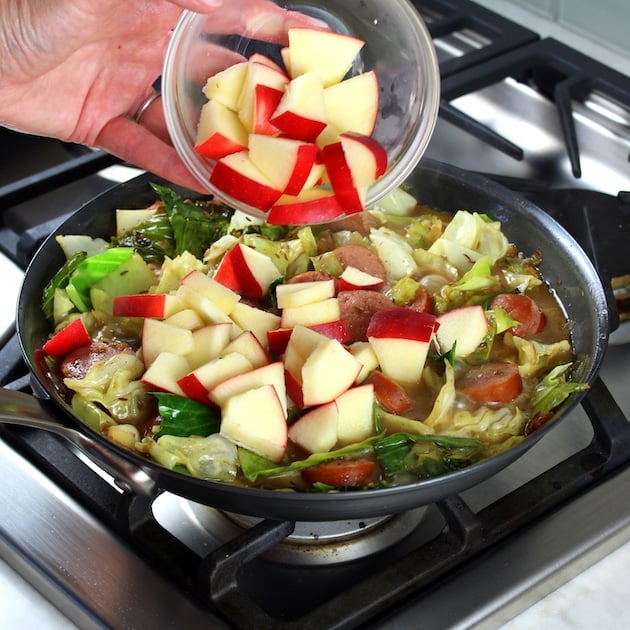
[474,0,630,65]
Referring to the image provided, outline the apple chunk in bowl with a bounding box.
[162,0,440,224]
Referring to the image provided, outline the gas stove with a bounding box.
[1,1,630,628]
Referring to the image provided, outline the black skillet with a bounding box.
[3,159,611,522]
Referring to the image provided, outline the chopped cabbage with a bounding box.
[391,276,421,305]
[434,256,501,313]
[502,269,543,293]
[152,251,207,294]
[55,234,109,260]
[506,334,573,378]
[368,187,418,216]
[204,234,239,264]
[63,353,152,425]
[428,211,509,271]
[241,226,317,276]
[369,226,418,280]
[423,362,527,443]
[152,434,239,481]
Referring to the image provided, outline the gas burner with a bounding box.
[154,494,429,565]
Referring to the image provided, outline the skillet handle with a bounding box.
[0,388,157,497]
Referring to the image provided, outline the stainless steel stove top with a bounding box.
[1,2,630,627]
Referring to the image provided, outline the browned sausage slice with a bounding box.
[334,244,387,280]
[456,362,523,404]
[337,290,394,342]
[61,340,135,380]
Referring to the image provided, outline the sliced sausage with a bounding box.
[330,212,383,236]
[334,244,386,280]
[456,361,523,404]
[61,340,135,380]
[287,270,336,284]
[408,286,433,314]
[365,370,413,414]
[337,290,394,342]
[302,458,377,487]
[490,293,546,338]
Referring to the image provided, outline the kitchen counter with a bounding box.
[3,539,630,628]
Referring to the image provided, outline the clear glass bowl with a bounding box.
[162,0,440,220]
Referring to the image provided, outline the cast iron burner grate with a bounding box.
[412,0,538,77]
[439,38,630,175]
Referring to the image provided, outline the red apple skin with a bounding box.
[213,248,242,294]
[310,319,351,344]
[251,84,284,135]
[112,293,169,318]
[177,373,214,405]
[366,306,440,341]
[195,132,247,161]
[267,328,293,355]
[210,154,282,211]
[267,319,350,355]
[249,136,318,196]
[214,244,264,301]
[321,141,364,214]
[41,317,91,357]
[283,142,319,195]
[267,189,345,225]
[270,109,327,143]
[340,131,388,179]
[284,367,305,408]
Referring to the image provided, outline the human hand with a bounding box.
[0,0,323,191]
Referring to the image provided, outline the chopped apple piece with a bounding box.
[321,140,368,214]
[177,352,253,404]
[229,301,281,348]
[210,151,283,211]
[300,338,362,407]
[175,285,236,328]
[348,341,379,383]
[280,297,340,329]
[142,352,191,396]
[220,384,288,463]
[180,270,240,314]
[323,71,380,136]
[288,401,339,453]
[203,61,248,111]
[367,307,439,383]
[248,53,284,74]
[338,266,384,291]
[435,305,489,357]
[164,308,206,331]
[335,383,375,445]
[287,28,364,87]
[214,243,281,301]
[237,61,289,134]
[185,323,232,369]
[248,134,318,195]
[194,100,249,160]
[142,318,195,366]
[112,293,181,319]
[276,279,336,309]
[339,132,388,186]
[269,72,328,142]
[267,188,344,225]
[209,361,287,416]
[222,330,269,368]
